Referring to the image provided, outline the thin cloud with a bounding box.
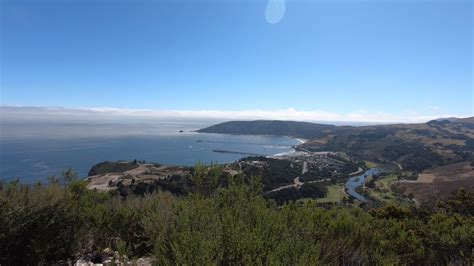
[1,106,469,124]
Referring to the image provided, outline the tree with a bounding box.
[61,168,78,187]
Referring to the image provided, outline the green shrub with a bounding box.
[1,167,473,265]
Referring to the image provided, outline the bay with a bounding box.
[0,132,298,183]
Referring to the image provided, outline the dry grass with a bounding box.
[365,161,378,168]
[87,163,190,191]
[316,185,346,203]
[397,161,474,204]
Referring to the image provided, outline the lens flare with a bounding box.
[265,0,286,24]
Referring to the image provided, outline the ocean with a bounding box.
[0,132,299,183]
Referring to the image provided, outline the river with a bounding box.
[345,168,381,202]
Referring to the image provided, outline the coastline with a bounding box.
[271,137,308,157]
[3,133,297,183]
[194,131,308,158]
[294,138,308,144]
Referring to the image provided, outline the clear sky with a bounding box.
[1,0,473,121]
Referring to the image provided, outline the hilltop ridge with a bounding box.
[197,120,341,139]
[199,118,474,173]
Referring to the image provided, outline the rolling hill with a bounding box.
[197,120,340,139]
[199,118,474,173]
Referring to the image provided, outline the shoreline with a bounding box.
[294,138,308,144]
[270,137,308,158]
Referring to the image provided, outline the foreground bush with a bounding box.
[0,170,473,265]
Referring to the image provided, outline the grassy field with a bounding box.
[367,175,399,203]
[364,161,378,168]
[376,174,397,189]
[316,185,346,203]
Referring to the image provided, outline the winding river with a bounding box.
[345,168,381,202]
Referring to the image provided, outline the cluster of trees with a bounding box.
[365,172,391,189]
[1,166,473,265]
[399,148,445,172]
[264,182,328,205]
[382,143,425,162]
[306,121,474,174]
[115,174,192,197]
[88,161,140,176]
[197,120,336,139]
[355,128,398,140]
[464,139,474,151]
[382,143,447,172]
[240,157,302,191]
[299,157,362,183]
[299,168,332,182]
[327,153,364,174]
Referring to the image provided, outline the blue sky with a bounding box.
[1,0,472,121]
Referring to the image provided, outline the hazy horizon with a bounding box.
[1,105,471,140]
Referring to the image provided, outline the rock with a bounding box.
[75,259,88,266]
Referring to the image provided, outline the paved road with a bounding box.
[348,167,363,176]
[293,161,307,187]
[266,161,330,193]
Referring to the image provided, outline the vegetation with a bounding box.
[365,160,378,168]
[197,120,337,139]
[1,166,473,265]
[299,168,332,182]
[316,184,346,203]
[240,157,302,191]
[88,160,140,176]
[264,182,328,205]
[115,173,192,197]
[200,119,474,175]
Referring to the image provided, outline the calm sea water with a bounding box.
[0,132,298,183]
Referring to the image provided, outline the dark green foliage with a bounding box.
[300,168,332,181]
[366,178,376,188]
[382,143,445,172]
[0,176,153,265]
[356,128,398,140]
[88,161,140,176]
[382,142,425,161]
[0,183,75,264]
[115,174,192,197]
[1,167,473,265]
[190,163,229,197]
[264,182,328,205]
[240,157,302,191]
[410,129,438,138]
[340,161,360,175]
[465,139,474,151]
[197,120,337,139]
[437,188,474,216]
[399,148,444,172]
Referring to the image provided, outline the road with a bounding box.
[293,161,307,187]
[396,162,403,171]
[348,167,363,176]
[266,161,330,193]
